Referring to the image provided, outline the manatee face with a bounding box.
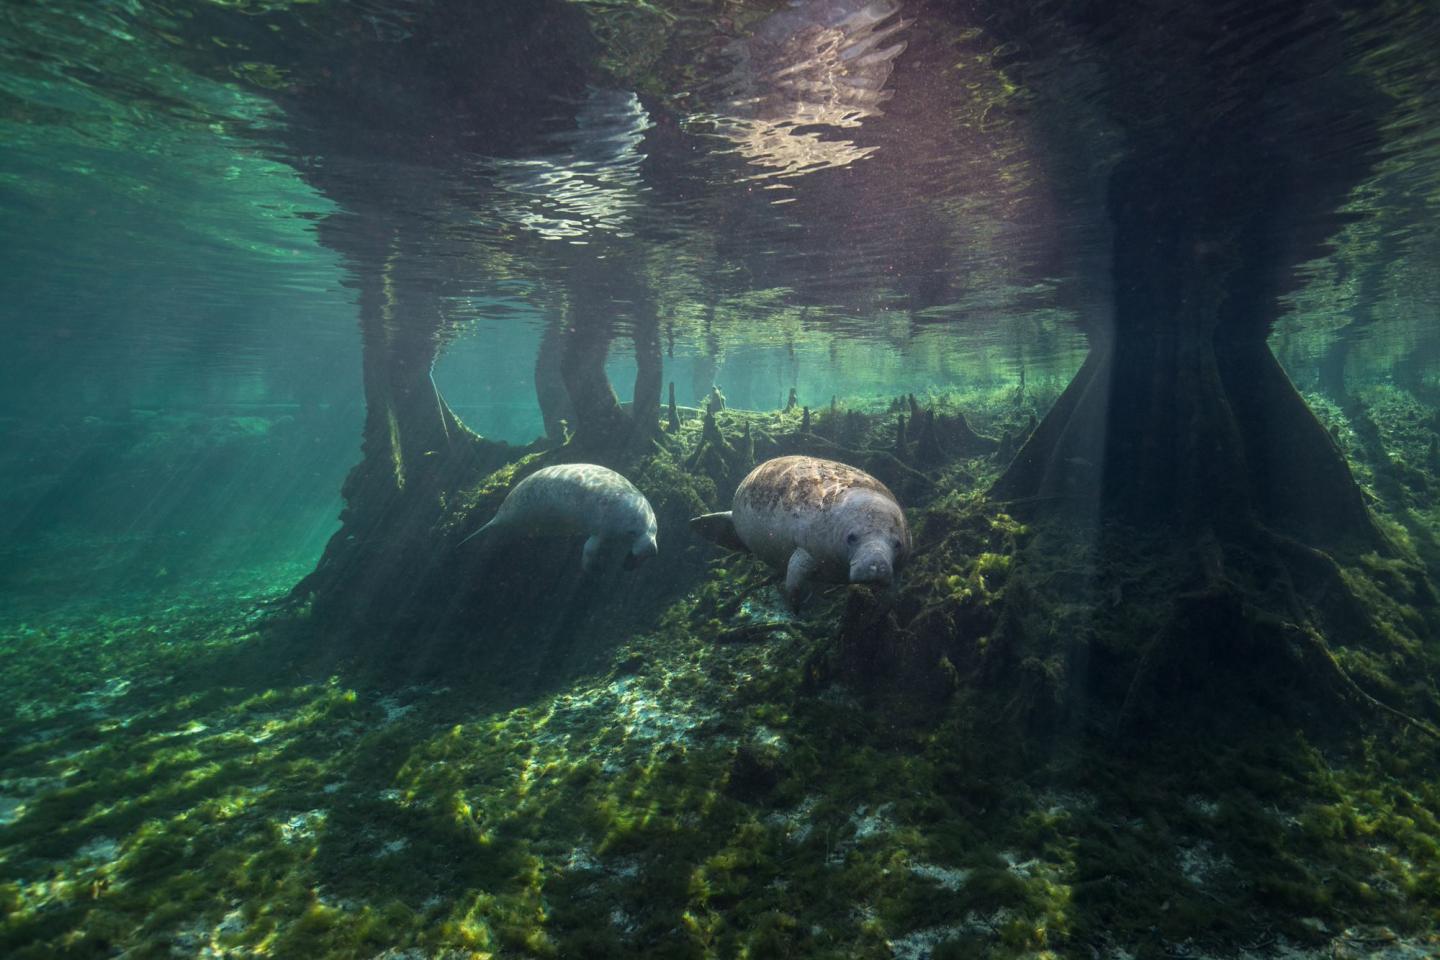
[835,492,910,585]
[846,532,905,584]
[621,506,660,570]
[623,533,658,569]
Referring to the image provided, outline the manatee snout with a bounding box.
[848,540,896,585]
[624,535,659,570]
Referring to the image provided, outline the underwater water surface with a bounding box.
[4,1,1440,959]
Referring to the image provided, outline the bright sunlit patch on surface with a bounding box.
[488,88,653,241]
[686,0,911,184]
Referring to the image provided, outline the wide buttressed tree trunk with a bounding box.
[973,126,1440,741]
[992,148,1383,551]
[292,220,504,623]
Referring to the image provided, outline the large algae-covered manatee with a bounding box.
[690,455,910,607]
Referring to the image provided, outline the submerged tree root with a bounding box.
[1114,524,1440,744]
[1117,586,1440,743]
[1288,619,1440,741]
[1257,527,1440,741]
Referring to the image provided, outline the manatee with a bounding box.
[690,455,910,607]
[460,463,658,571]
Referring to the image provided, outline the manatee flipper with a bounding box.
[784,548,820,610]
[689,511,748,552]
[581,534,603,572]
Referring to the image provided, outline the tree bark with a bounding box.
[559,288,628,449]
[292,220,497,611]
[629,296,664,446]
[1317,234,1399,406]
[535,310,574,444]
[556,253,663,452]
[991,152,1384,550]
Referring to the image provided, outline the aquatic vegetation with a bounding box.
[6,0,1440,955]
[6,594,1438,958]
[4,385,1440,959]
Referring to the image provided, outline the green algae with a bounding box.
[4,588,1440,959]
[5,386,1440,959]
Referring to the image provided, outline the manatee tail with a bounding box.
[458,518,498,548]
[689,511,748,552]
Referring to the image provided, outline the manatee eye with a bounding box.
[846,532,859,545]
[893,538,903,551]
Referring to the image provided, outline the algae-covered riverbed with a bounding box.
[6,0,1440,954]
[3,396,1439,959]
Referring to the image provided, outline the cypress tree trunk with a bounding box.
[992,152,1383,551]
[292,221,498,617]
[1316,234,1399,407]
[556,254,663,453]
[535,310,575,444]
[559,289,628,449]
[628,296,664,447]
[978,145,1425,738]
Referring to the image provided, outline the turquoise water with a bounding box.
[3,1,1440,958]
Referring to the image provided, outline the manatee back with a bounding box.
[734,456,897,522]
[731,456,899,569]
[501,464,651,540]
[565,466,654,540]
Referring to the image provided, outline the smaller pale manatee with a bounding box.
[461,463,658,572]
